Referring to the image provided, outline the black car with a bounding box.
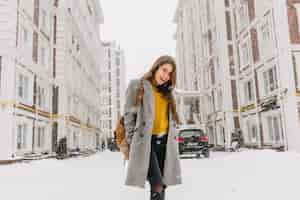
[176,128,210,158]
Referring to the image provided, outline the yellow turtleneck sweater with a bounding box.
[152,85,169,135]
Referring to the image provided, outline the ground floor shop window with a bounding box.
[17,124,27,150]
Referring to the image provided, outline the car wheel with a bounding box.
[195,153,201,159]
[203,149,210,158]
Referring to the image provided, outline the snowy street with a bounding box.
[0,150,300,200]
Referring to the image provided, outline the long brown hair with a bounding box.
[136,55,180,124]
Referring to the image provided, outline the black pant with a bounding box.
[147,134,168,190]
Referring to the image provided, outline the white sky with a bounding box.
[99,0,178,84]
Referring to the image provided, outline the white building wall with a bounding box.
[0,0,105,160]
[100,41,126,139]
[174,0,238,149]
[0,0,55,160]
[273,0,300,151]
[54,0,104,151]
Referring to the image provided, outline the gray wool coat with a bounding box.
[123,79,182,188]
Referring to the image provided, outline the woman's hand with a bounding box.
[119,139,130,160]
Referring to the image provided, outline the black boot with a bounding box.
[150,191,161,200]
[160,190,165,200]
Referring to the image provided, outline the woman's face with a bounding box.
[154,63,173,85]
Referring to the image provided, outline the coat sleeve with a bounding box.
[123,80,139,145]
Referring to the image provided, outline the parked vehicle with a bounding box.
[176,127,210,158]
[56,137,68,159]
[107,137,119,152]
[229,129,244,152]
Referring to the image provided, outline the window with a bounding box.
[116,57,120,66]
[17,123,27,150]
[72,97,79,116]
[73,131,79,148]
[41,9,47,31]
[72,35,75,45]
[108,49,111,59]
[246,119,258,143]
[244,80,254,104]
[240,40,250,67]
[40,47,47,67]
[37,86,46,109]
[108,72,112,82]
[237,2,249,31]
[217,90,223,111]
[259,18,275,58]
[262,21,271,44]
[37,126,45,148]
[267,115,282,142]
[206,0,211,23]
[262,65,278,96]
[18,74,29,101]
[21,26,28,44]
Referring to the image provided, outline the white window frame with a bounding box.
[239,37,251,68]
[259,64,278,97]
[244,116,258,144]
[17,67,34,105]
[37,83,48,110]
[242,78,255,105]
[16,123,28,150]
[36,125,46,149]
[258,15,275,60]
[262,111,283,144]
[217,89,223,111]
[17,73,29,102]
[216,123,225,145]
[237,1,249,31]
[40,46,46,67]
[40,8,48,32]
[21,26,29,45]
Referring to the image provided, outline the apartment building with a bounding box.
[174,0,239,148]
[54,0,104,151]
[100,41,126,139]
[0,0,104,161]
[233,0,300,150]
[174,0,300,152]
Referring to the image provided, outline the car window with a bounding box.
[179,129,204,137]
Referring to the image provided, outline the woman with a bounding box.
[123,55,182,200]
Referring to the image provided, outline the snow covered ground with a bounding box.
[0,149,300,200]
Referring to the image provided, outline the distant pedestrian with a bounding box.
[123,55,182,200]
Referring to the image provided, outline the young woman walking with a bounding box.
[123,55,182,200]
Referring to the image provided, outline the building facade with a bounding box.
[174,0,300,152]
[0,0,104,161]
[174,0,239,149]
[54,0,104,152]
[0,0,56,161]
[233,0,300,150]
[100,41,126,140]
